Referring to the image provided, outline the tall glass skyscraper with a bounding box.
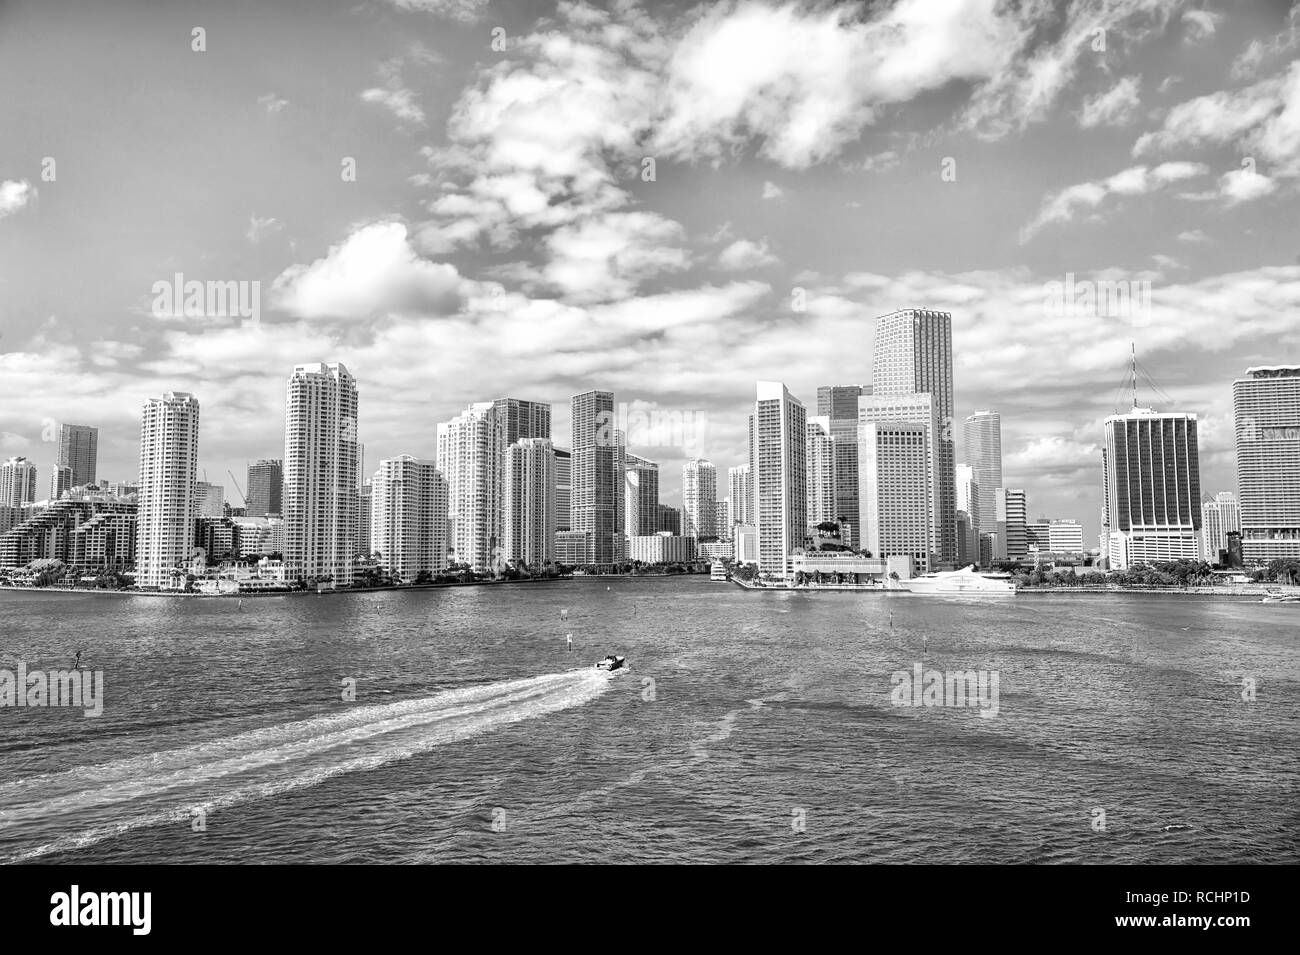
[816,384,868,546]
[872,309,956,568]
[1233,366,1300,560]
[571,390,618,566]
[57,423,98,488]
[962,410,1002,563]
[246,458,283,518]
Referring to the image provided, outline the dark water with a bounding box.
[0,578,1296,864]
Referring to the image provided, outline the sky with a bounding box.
[1,0,1298,544]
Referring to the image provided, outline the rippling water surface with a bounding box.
[1,578,1296,863]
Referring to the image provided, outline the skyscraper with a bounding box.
[955,463,979,566]
[682,458,717,540]
[488,399,551,554]
[806,416,836,528]
[1002,488,1027,563]
[624,452,659,537]
[437,402,494,572]
[727,464,752,528]
[1202,492,1241,563]
[571,390,618,566]
[370,455,448,583]
[817,384,868,546]
[872,309,956,567]
[554,449,571,532]
[1102,408,1201,569]
[752,381,806,577]
[136,392,200,589]
[1233,366,1300,561]
[963,410,1001,563]
[50,465,72,500]
[195,480,225,518]
[57,423,98,488]
[0,457,38,508]
[246,458,283,518]
[503,437,556,569]
[858,392,938,571]
[284,362,359,588]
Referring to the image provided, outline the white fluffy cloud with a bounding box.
[271,221,465,319]
[0,179,34,217]
[717,238,778,271]
[1078,75,1142,128]
[1021,162,1208,241]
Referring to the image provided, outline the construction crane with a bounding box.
[228,469,249,506]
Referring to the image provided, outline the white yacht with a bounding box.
[904,565,1016,595]
[710,559,729,581]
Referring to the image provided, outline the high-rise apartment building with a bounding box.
[195,480,225,518]
[136,392,200,589]
[806,416,837,529]
[246,458,283,518]
[0,457,38,508]
[503,437,556,569]
[624,452,659,538]
[1003,488,1027,562]
[1201,491,1242,563]
[571,390,619,566]
[50,465,73,500]
[727,464,752,529]
[872,309,956,567]
[370,455,448,583]
[437,402,494,572]
[554,449,571,532]
[488,399,551,554]
[752,381,806,577]
[57,423,98,488]
[1102,408,1201,569]
[682,458,717,540]
[284,362,359,588]
[1233,366,1300,560]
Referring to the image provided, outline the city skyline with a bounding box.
[4,2,1300,546]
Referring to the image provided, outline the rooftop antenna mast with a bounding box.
[1130,342,1138,410]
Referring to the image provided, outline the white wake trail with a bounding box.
[0,668,612,862]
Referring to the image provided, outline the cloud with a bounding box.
[245,214,283,244]
[257,93,289,114]
[1020,162,1208,241]
[271,221,464,319]
[1134,61,1300,178]
[1181,9,1221,42]
[1176,229,1210,243]
[361,85,427,125]
[1078,75,1141,128]
[385,0,487,22]
[541,212,690,304]
[1179,165,1278,205]
[1230,5,1300,79]
[0,179,34,218]
[717,238,779,271]
[761,181,784,199]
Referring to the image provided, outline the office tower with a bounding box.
[682,458,717,539]
[50,465,72,500]
[554,449,571,532]
[358,482,373,556]
[284,362,359,588]
[571,390,618,566]
[1233,366,1300,560]
[136,392,200,589]
[752,381,806,577]
[503,438,556,569]
[727,464,752,528]
[873,309,956,567]
[57,423,98,488]
[955,463,980,565]
[806,417,836,528]
[858,393,937,571]
[1026,520,1052,552]
[1003,489,1027,562]
[246,459,283,518]
[817,385,868,546]
[370,455,448,583]
[624,452,659,537]
[1101,408,1202,569]
[488,399,551,554]
[656,503,681,536]
[962,411,1001,563]
[714,497,732,539]
[437,402,494,572]
[195,480,225,518]
[1048,519,1084,553]
[613,429,627,560]
[1201,492,1241,563]
[0,457,38,507]
[858,417,932,572]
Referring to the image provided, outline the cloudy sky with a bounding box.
[2,0,1298,542]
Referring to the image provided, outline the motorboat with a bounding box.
[904,565,1016,595]
[710,560,728,581]
[595,654,627,671]
[1261,591,1300,603]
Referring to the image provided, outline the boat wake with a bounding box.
[0,668,611,863]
